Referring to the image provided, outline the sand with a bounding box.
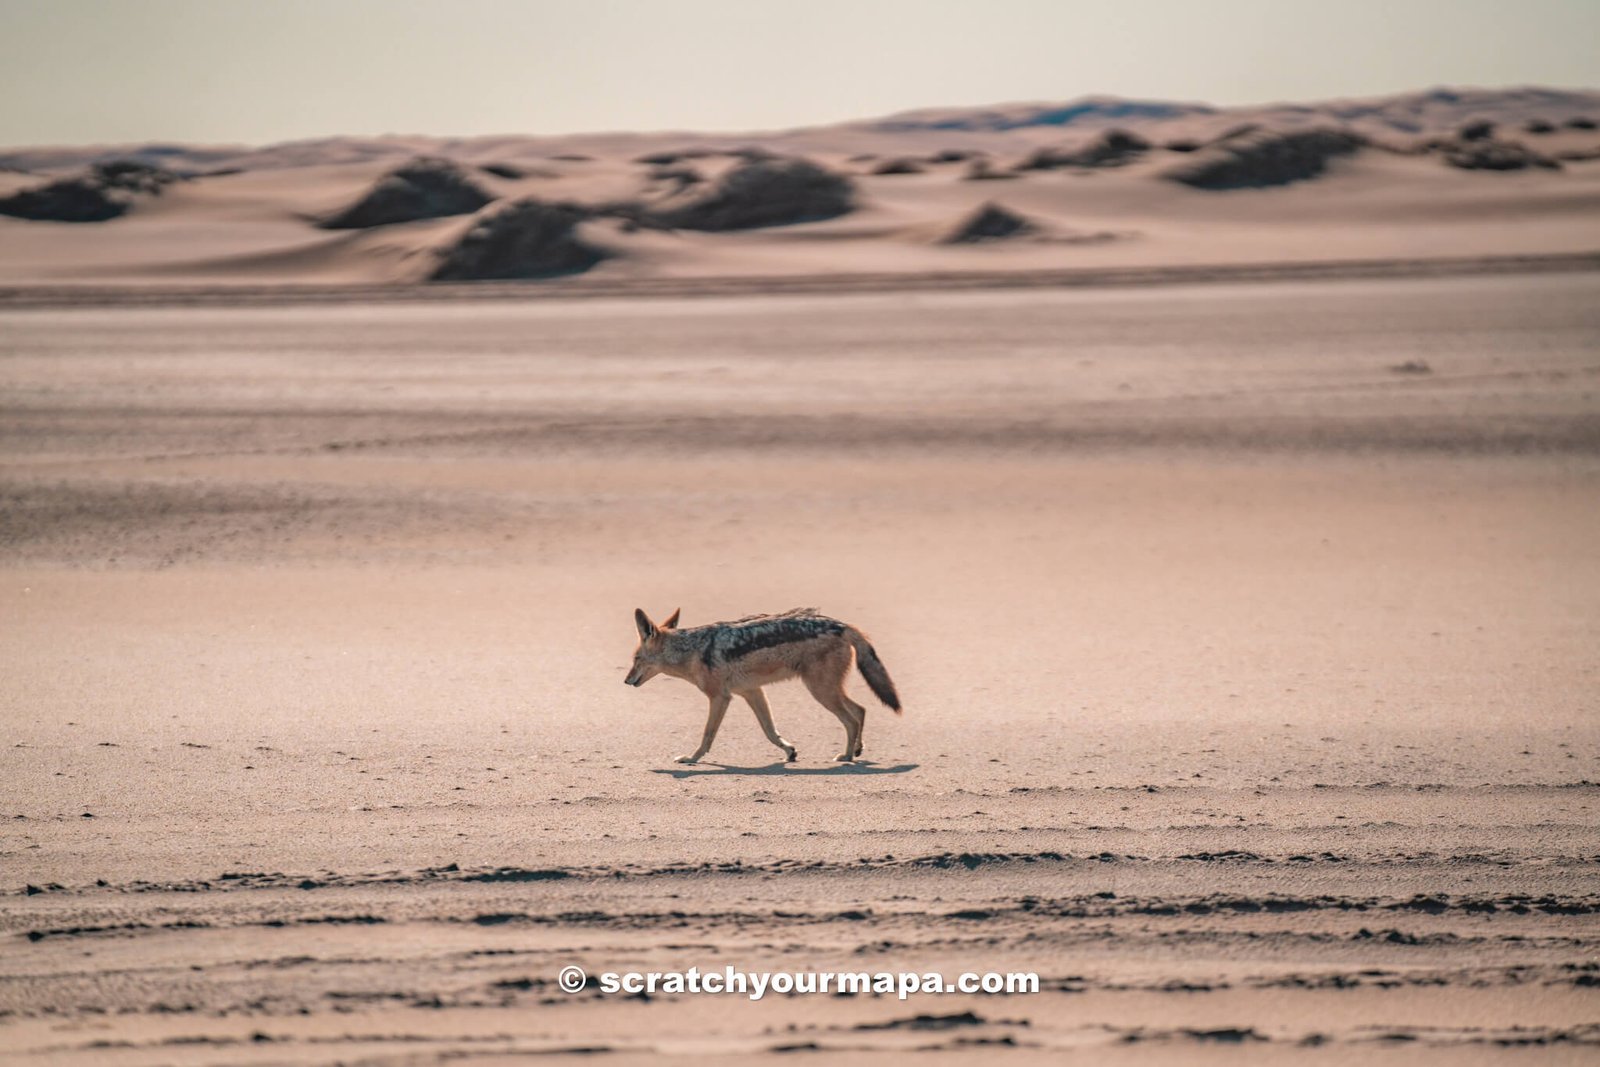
[2,270,1598,1062]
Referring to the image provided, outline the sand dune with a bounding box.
[0,86,1597,291]
[0,145,1596,289]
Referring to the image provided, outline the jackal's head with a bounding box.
[624,607,680,686]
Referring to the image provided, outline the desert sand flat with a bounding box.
[1,271,1598,1063]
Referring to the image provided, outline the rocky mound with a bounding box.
[1019,128,1150,170]
[648,157,854,231]
[320,157,493,230]
[939,202,1039,243]
[647,165,703,193]
[479,162,525,179]
[871,157,925,175]
[1012,147,1055,172]
[962,159,1018,181]
[430,198,606,281]
[1067,128,1149,166]
[634,147,719,165]
[0,158,183,223]
[0,176,129,222]
[1163,128,1363,190]
[90,160,181,193]
[1439,138,1561,171]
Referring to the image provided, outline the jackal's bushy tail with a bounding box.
[847,629,901,713]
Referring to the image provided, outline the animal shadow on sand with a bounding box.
[653,760,918,780]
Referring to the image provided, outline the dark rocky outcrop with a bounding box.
[0,159,182,222]
[1212,123,1261,143]
[479,162,526,179]
[1440,138,1561,171]
[871,157,926,175]
[1013,146,1057,171]
[430,198,606,281]
[939,202,1039,243]
[648,165,703,191]
[0,177,129,222]
[320,157,494,229]
[648,157,854,231]
[1017,128,1150,170]
[1068,128,1150,166]
[634,148,718,166]
[1163,128,1364,189]
[91,160,181,194]
[1017,146,1058,172]
[962,159,1018,181]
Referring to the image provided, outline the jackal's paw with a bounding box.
[674,754,700,765]
[835,752,856,763]
[783,747,798,763]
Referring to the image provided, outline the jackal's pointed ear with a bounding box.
[662,608,681,630]
[634,608,655,640]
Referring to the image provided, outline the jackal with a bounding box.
[624,607,901,764]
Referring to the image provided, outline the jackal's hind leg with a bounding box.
[741,688,797,762]
[846,698,867,758]
[677,692,730,765]
[802,662,862,763]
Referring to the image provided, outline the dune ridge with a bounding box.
[4,86,1597,174]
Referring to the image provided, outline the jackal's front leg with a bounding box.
[741,688,797,763]
[676,693,731,764]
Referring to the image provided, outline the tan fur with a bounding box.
[624,608,900,765]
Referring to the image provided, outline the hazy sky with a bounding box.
[0,0,1595,147]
